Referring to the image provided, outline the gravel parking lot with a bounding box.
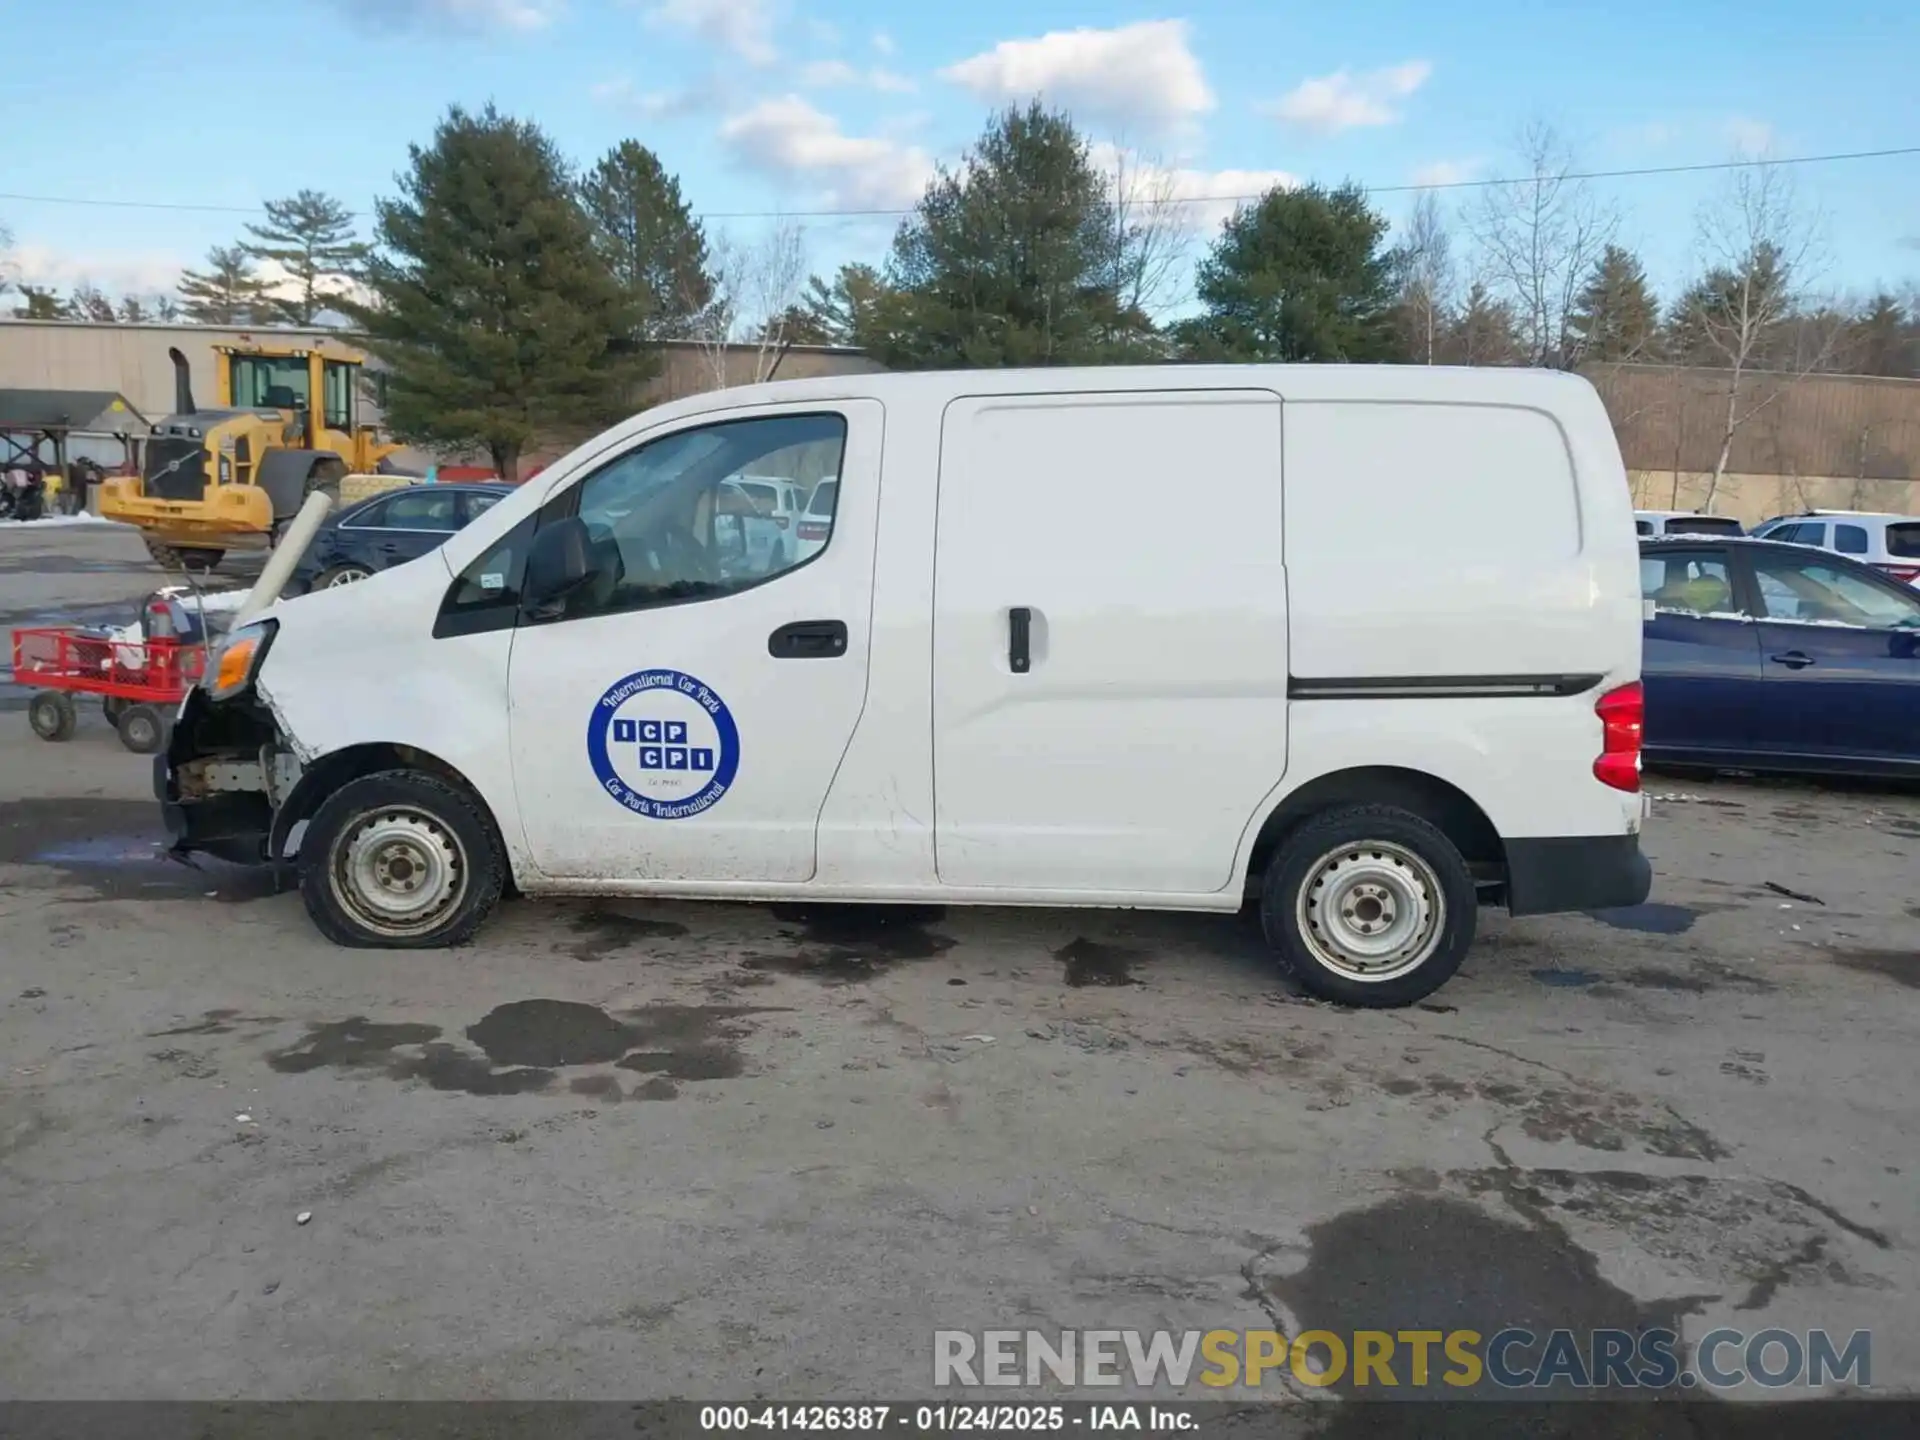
[2,521,1918,1416]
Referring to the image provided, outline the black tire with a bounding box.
[315,564,373,589]
[115,703,168,755]
[102,695,128,724]
[299,770,506,949]
[180,549,223,573]
[29,691,77,742]
[304,458,348,504]
[1259,804,1477,1008]
[143,538,184,572]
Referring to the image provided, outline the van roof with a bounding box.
[632,363,1599,432]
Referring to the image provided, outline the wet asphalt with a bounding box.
[1,520,1917,1425]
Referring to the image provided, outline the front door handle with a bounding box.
[768,619,847,659]
[1769,651,1815,669]
[1009,606,1031,674]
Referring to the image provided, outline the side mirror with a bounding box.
[522,516,593,618]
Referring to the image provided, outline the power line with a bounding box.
[1,144,1915,225]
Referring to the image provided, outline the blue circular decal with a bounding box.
[586,669,741,820]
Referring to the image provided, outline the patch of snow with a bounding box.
[2,512,127,529]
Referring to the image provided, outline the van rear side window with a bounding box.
[1287,403,1580,559]
[1887,523,1920,559]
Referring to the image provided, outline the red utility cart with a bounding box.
[10,625,208,754]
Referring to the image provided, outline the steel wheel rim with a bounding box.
[330,808,466,938]
[326,568,371,588]
[125,714,158,749]
[1295,840,1445,982]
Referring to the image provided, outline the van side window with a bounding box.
[1834,523,1869,555]
[545,413,847,624]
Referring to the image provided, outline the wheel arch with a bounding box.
[1238,765,1507,901]
[256,450,346,521]
[271,741,510,868]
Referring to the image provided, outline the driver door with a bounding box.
[1745,550,1920,766]
[500,401,881,884]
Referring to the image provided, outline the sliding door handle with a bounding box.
[1009,606,1031,674]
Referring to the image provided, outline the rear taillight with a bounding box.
[1875,563,1920,584]
[1593,681,1644,792]
[797,521,829,541]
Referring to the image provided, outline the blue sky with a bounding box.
[4,0,1917,313]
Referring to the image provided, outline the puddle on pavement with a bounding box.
[1055,937,1143,988]
[1584,903,1702,935]
[267,999,780,1099]
[0,797,284,902]
[742,903,957,983]
[1257,1194,1697,1399]
[1531,967,1600,988]
[1826,947,1919,989]
[563,907,690,962]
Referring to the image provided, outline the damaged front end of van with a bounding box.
[156,619,304,866]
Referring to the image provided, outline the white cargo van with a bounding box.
[162,365,1650,1006]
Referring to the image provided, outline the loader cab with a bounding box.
[216,344,376,460]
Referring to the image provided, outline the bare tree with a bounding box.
[0,219,14,298]
[686,220,810,389]
[1397,190,1455,364]
[1467,121,1617,368]
[1100,147,1192,343]
[1680,160,1836,510]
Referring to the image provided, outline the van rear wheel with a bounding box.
[1259,804,1476,1008]
[299,769,505,948]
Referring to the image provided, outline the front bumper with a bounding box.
[1503,833,1653,917]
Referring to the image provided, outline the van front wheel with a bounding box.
[299,770,505,948]
[1260,804,1476,1008]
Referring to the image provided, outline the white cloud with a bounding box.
[9,244,187,299]
[332,0,560,31]
[591,75,726,118]
[1090,144,1297,234]
[942,21,1214,131]
[719,96,935,210]
[1612,119,1677,150]
[872,31,896,57]
[646,0,775,66]
[1724,116,1776,157]
[800,59,916,94]
[1409,158,1481,188]
[1263,60,1431,134]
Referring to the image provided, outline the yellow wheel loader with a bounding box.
[100,341,406,572]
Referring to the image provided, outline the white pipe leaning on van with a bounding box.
[230,490,333,628]
[153,363,1653,1008]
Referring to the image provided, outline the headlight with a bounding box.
[208,619,276,700]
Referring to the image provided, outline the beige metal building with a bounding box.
[1587,363,1920,523]
[0,320,884,470]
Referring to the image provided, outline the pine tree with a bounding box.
[1566,244,1660,364]
[13,285,63,320]
[1177,182,1401,362]
[118,295,149,323]
[178,245,270,325]
[1849,293,1914,378]
[64,283,118,322]
[1444,282,1525,365]
[880,103,1150,368]
[242,190,369,325]
[578,141,711,340]
[797,264,890,347]
[347,105,649,482]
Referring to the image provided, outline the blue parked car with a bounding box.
[288,483,512,594]
[1641,534,1920,778]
